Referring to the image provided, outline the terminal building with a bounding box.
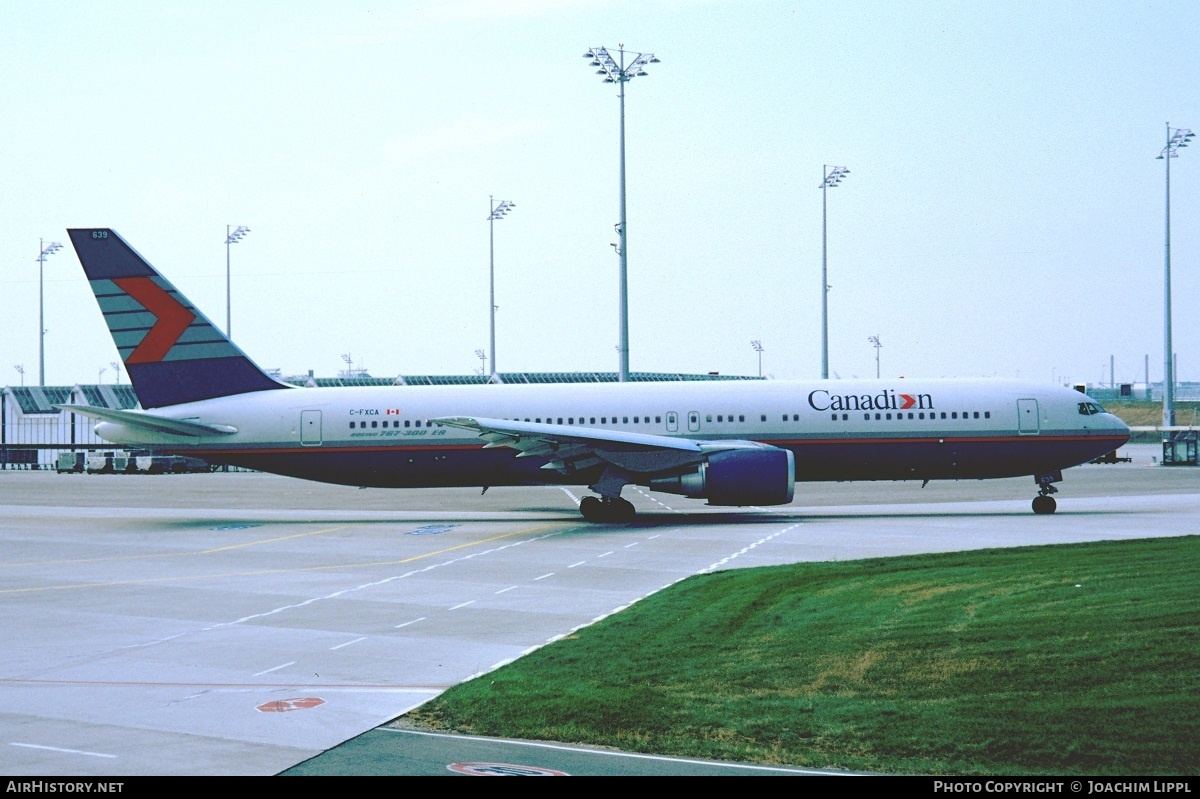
[5,373,1196,471]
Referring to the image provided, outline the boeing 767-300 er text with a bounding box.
[60,228,1130,522]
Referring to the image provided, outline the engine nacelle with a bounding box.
[648,448,795,506]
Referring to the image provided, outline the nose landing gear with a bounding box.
[1032,471,1061,514]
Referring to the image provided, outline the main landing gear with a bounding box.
[580,467,637,523]
[579,495,636,523]
[1032,472,1061,515]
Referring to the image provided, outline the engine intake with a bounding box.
[648,447,795,506]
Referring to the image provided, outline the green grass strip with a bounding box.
[409,536,1200,775]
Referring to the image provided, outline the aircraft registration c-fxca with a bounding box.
[60,228,1130,522]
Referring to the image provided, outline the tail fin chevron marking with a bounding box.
[68,228,291,408]
[112,277,197,364]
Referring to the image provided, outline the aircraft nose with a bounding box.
[1106,412,1132,442]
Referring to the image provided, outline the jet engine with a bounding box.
[647,447,795,506]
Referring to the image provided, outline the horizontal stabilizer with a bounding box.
[57,404,237,437]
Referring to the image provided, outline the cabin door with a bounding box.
[301,410,323,446]
[1017,399,1040,435]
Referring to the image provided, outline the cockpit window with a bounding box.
[1078,402,1105,416]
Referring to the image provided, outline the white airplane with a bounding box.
[60,228,1130,522]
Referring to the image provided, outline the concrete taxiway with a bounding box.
[0,443,1195,776]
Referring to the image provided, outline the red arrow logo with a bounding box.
[899,394,916,409]
[113,277,196,364]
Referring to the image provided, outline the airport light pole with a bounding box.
[751,340,764,377]
[1157,125,1192,428]
[111,361,121,385]
[868,334,882,379]
[487,197,515,381]
[584,44,660,382]
[819,166,849,380]
[224,225,251,339]
[37,239,62,386]
[13,365,25,387]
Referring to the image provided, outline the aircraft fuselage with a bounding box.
[93,378,1129,490]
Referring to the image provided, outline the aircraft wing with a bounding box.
[434,415,770,475]
[56,404,238,438]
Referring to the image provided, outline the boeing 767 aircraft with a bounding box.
[61,228,1130,522]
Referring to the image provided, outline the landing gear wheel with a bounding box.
[578,495,636,523]
[580,496,603,522]
[611,497,636,523]
[1032,495,1057,515]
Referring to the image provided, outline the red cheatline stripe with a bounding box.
[112,277,196,364]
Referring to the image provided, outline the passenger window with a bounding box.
[984,411,991,419]
[717,415,723,422]
[739,415,745,422]
[622,417,629,424]
[371,421,378,428]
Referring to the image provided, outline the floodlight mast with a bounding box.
[37,239,63,386]
[224,225,251,338]
[1157,123,1193,427]
[585,44,660,382]
[487,197,515,381]
[819,165,849,380]
[751,339,764,377]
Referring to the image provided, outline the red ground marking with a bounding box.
[447,762,570,776]
[256,697,325,713]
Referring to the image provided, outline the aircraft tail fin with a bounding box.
[67,228,292,408]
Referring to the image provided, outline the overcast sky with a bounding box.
[2,0,1197,389]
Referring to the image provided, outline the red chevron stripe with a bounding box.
[113,277,196,364]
